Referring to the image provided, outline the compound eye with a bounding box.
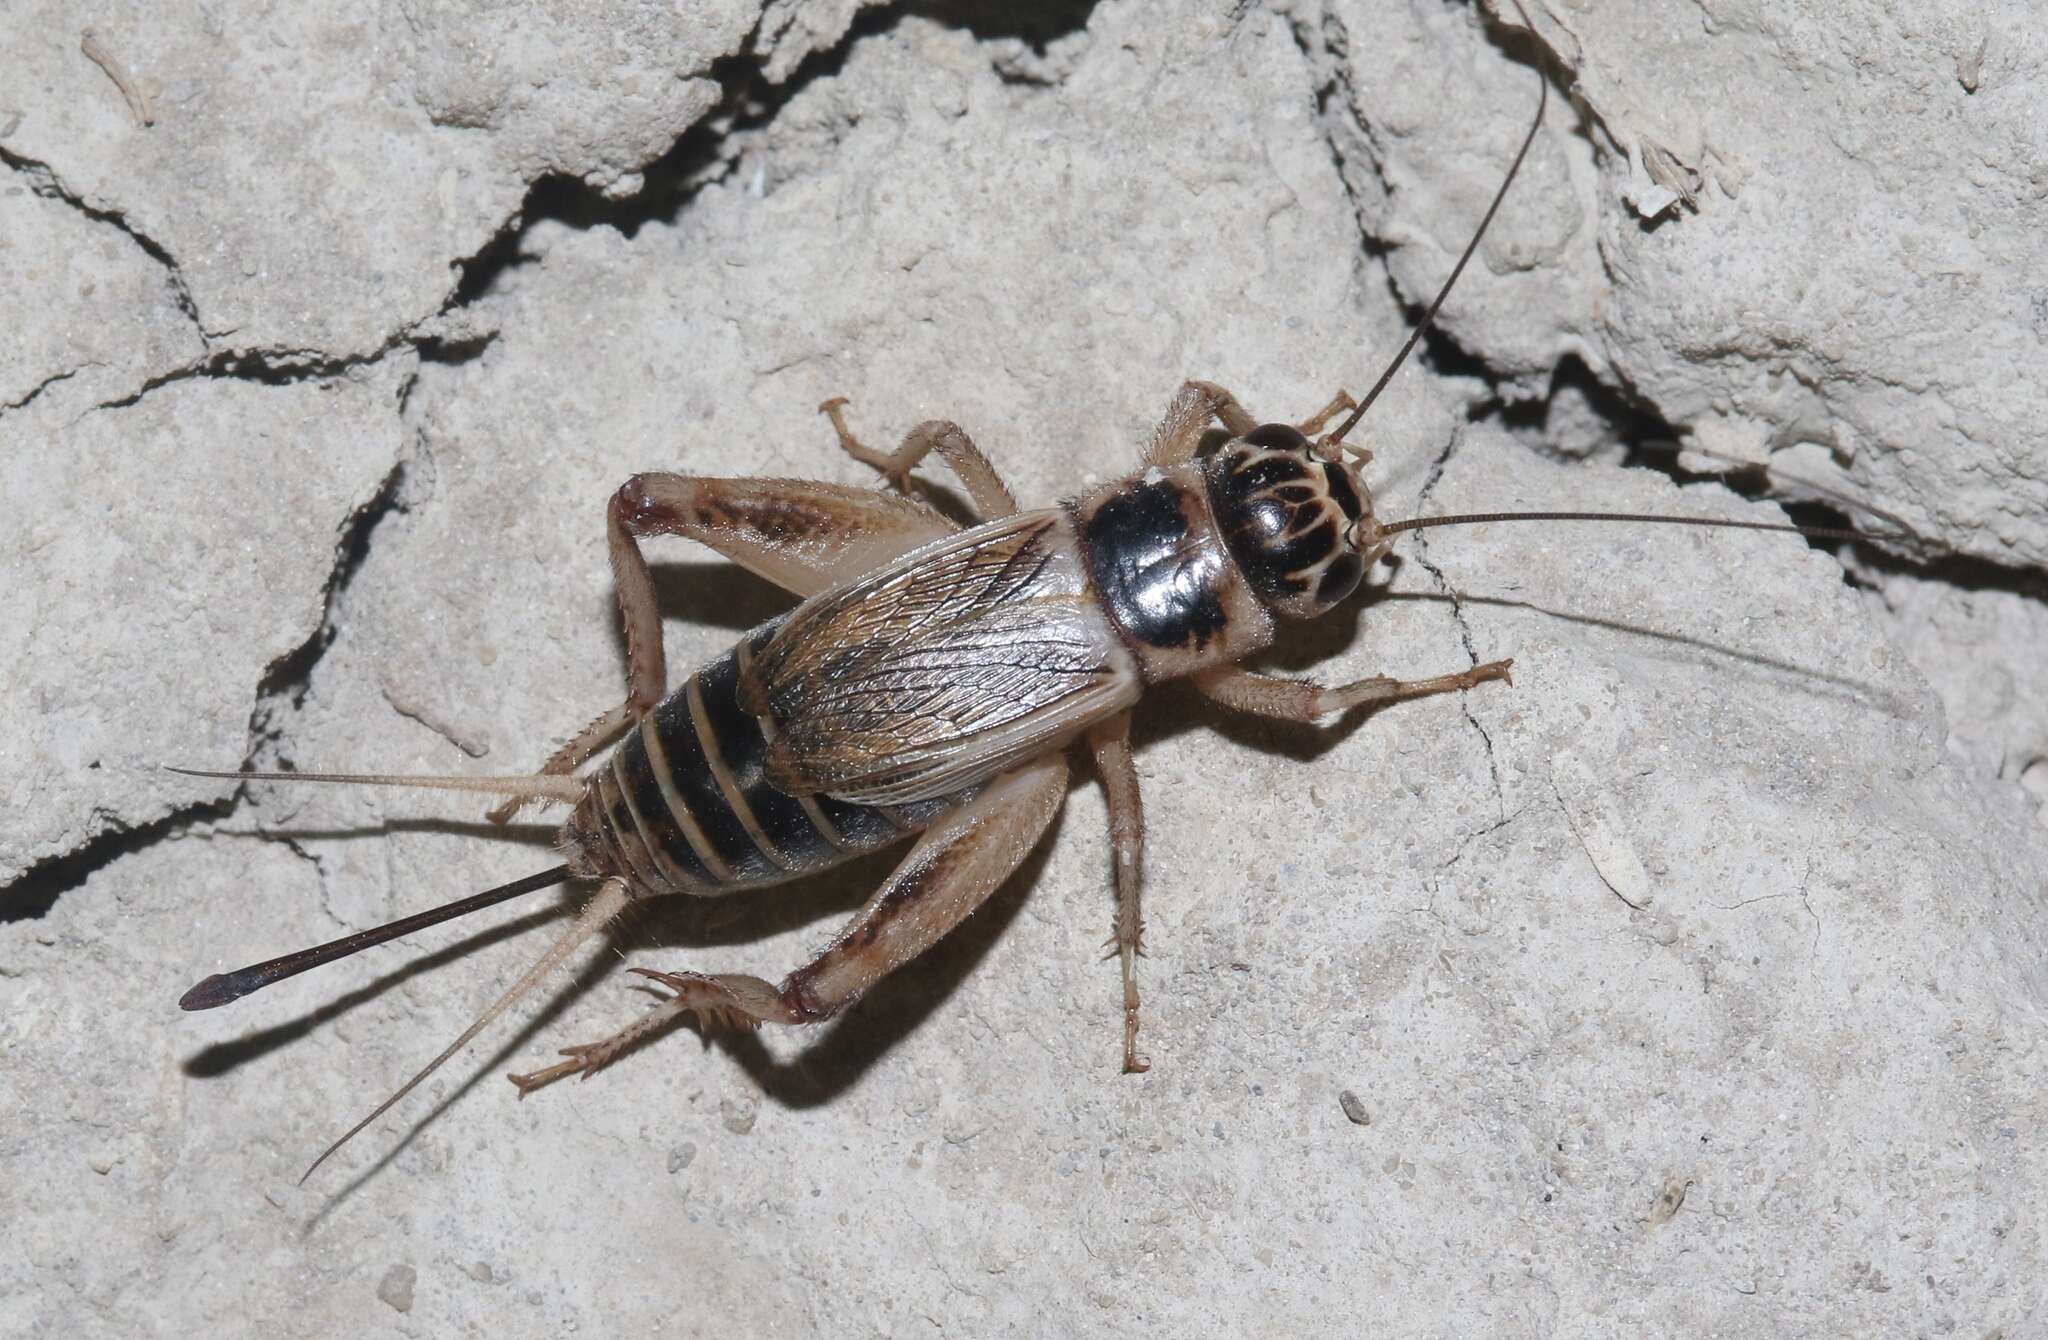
[1241,423,1311,452]
[1316,551,1364,606]
[1322,462,1363,522]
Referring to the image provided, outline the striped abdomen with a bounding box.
[566,620,957,896]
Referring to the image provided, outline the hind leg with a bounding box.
[508,753,1070,1090]
[489,474,959,821]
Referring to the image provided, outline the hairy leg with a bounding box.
[508,753,1071,1090]
[1145,379,1260,466]
[818,397,1018,521]
[1088,712,1149,1074]
[1194,659,1514,722]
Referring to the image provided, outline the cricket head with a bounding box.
[1201,423,1387,621]
[1186,0,1544,631]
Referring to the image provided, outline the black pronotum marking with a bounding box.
[1323,462,1363,522]
[1078,476,1229,650]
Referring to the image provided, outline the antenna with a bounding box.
[1330,0,1548,445]
[1375,507,1925,551]
[1328,1,1928,561]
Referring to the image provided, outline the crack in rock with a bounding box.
[1436,804,1527,880]
[0,144,206,346]
[3,364,95,415]
[249,459,410,755]
[81,341,420,417]
[254,831,341,935]
[3,390,409,918]
[3,800,229,923]
[1411,430,1506,817]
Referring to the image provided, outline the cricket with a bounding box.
[172,0,1888,1183]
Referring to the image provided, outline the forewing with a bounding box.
[746,512,1138,805]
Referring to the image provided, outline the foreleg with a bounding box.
[1145,381,1363,465]
[1194,659,1514,722]
[1293,389,1358,441]
[1145,380,1259,466]
[507,753,1071,1090]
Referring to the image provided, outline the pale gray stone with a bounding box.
[4,3,2043,1337]
[0,364,407,886]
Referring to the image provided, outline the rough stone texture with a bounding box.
[1,0,762,364]
[0,365,408,885]
[5,2,2046,1336]
[1862,565,2048,822]
[1318,0,2048,569]
[0,176,204,411]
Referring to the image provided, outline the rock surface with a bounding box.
[5,2,2044,1336]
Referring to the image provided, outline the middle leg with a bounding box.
[1088,711,1149,1074]
[819,397,1018,521]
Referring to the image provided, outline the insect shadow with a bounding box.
[292,807,1067,1216]
[1440,590,1905,711]
[185,795,1062,1137]
[646,560,794,634]
[180,892,560,1081]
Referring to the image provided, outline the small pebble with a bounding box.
[668,1141,698,1173]
[720,1096,757,1135]
[1339,1090,1371,1126]
[377,1264,417,1314]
